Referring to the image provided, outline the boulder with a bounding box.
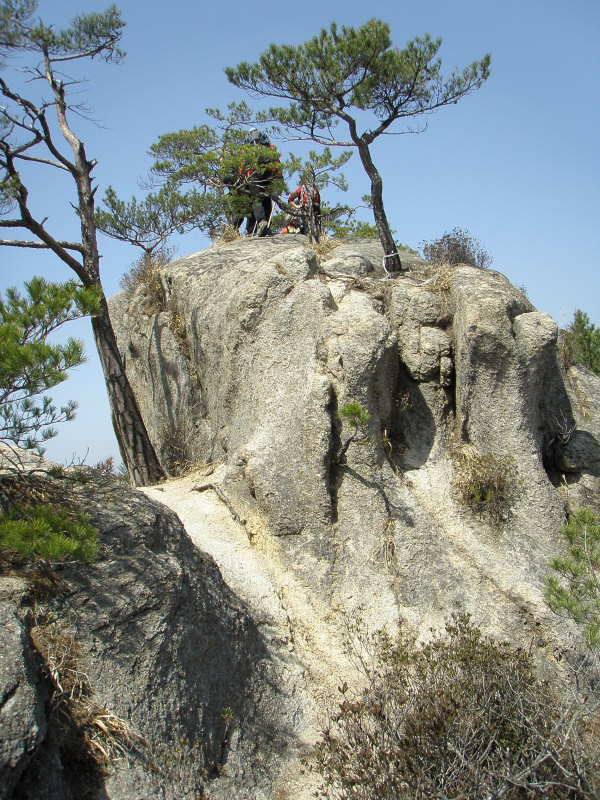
[0,589,49,800]
[108,240,600,631]
[100,235,600,794]
[0,458,310,799]
[5,234,600,799]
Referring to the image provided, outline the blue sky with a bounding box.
[2,0,599,465]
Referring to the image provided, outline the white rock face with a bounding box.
[109,237,600,639]
[104,235,600,794]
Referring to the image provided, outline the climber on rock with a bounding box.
[228,128,282,237]
[281,183,321,238]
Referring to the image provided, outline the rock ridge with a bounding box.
[108,236,600,643]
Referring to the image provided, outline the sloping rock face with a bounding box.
[0,455,309,800]
[109,235,600,647]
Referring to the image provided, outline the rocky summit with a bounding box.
[1,235,599,799]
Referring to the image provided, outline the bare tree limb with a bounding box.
[0,238,85,252]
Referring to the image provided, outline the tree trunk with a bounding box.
[51,77,166,487]
[0,43,166,486]
[91,296,165,486]
[305,179,320,243]
[356,140,402,272]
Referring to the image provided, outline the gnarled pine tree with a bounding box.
[0,1,164,485]
[226,19,490,271]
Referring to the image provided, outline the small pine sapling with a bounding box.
[335,402,370,464]
[546,507,600,649]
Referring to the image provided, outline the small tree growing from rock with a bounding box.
[139,105,354,242]
[145,103,285,236]
[335,402,370,465]
[0,503,98,563]
[226,19,490,271]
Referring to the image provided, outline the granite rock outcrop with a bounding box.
[2,234,599,799]
[110,236,600,639]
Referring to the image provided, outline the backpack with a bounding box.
[290,185,321,210]
[244,128,271,147]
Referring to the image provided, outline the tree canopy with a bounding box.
[568,311,600,376]
[226,19,491,270]
[100,103,353,245]
[95,184,212,257]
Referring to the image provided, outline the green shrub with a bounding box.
[0,503,98,563]
[313,614,600,799]
[421,227,492,269]
[338,402,370,429]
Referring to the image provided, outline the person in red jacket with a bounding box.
[282,184,321,235]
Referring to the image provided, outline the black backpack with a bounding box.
[244,128,270,147]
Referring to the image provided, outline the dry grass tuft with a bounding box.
[160,418,199,477]
[30,619,142,772]
[212,224,241,245]
[306,233,339,264]
[370,518,397,571]
[452,444,514,525]
[429,263,455,296]
[168,307,190,359]
[120,250,171,314]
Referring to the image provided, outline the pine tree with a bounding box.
[95,184,212,258]
[570,311,600,376]
[0,1,165,485]
[546,508,600,649]
[226,19,490,272]
[116,104,354,245]
[0,277,101,454]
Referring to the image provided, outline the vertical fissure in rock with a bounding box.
[326,385,342,524]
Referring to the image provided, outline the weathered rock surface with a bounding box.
[0,587,49,800]
[0,454,312,799]
[3,235,598,800]
[109,235,600,641]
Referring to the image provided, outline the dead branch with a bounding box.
[191,482,247,527]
